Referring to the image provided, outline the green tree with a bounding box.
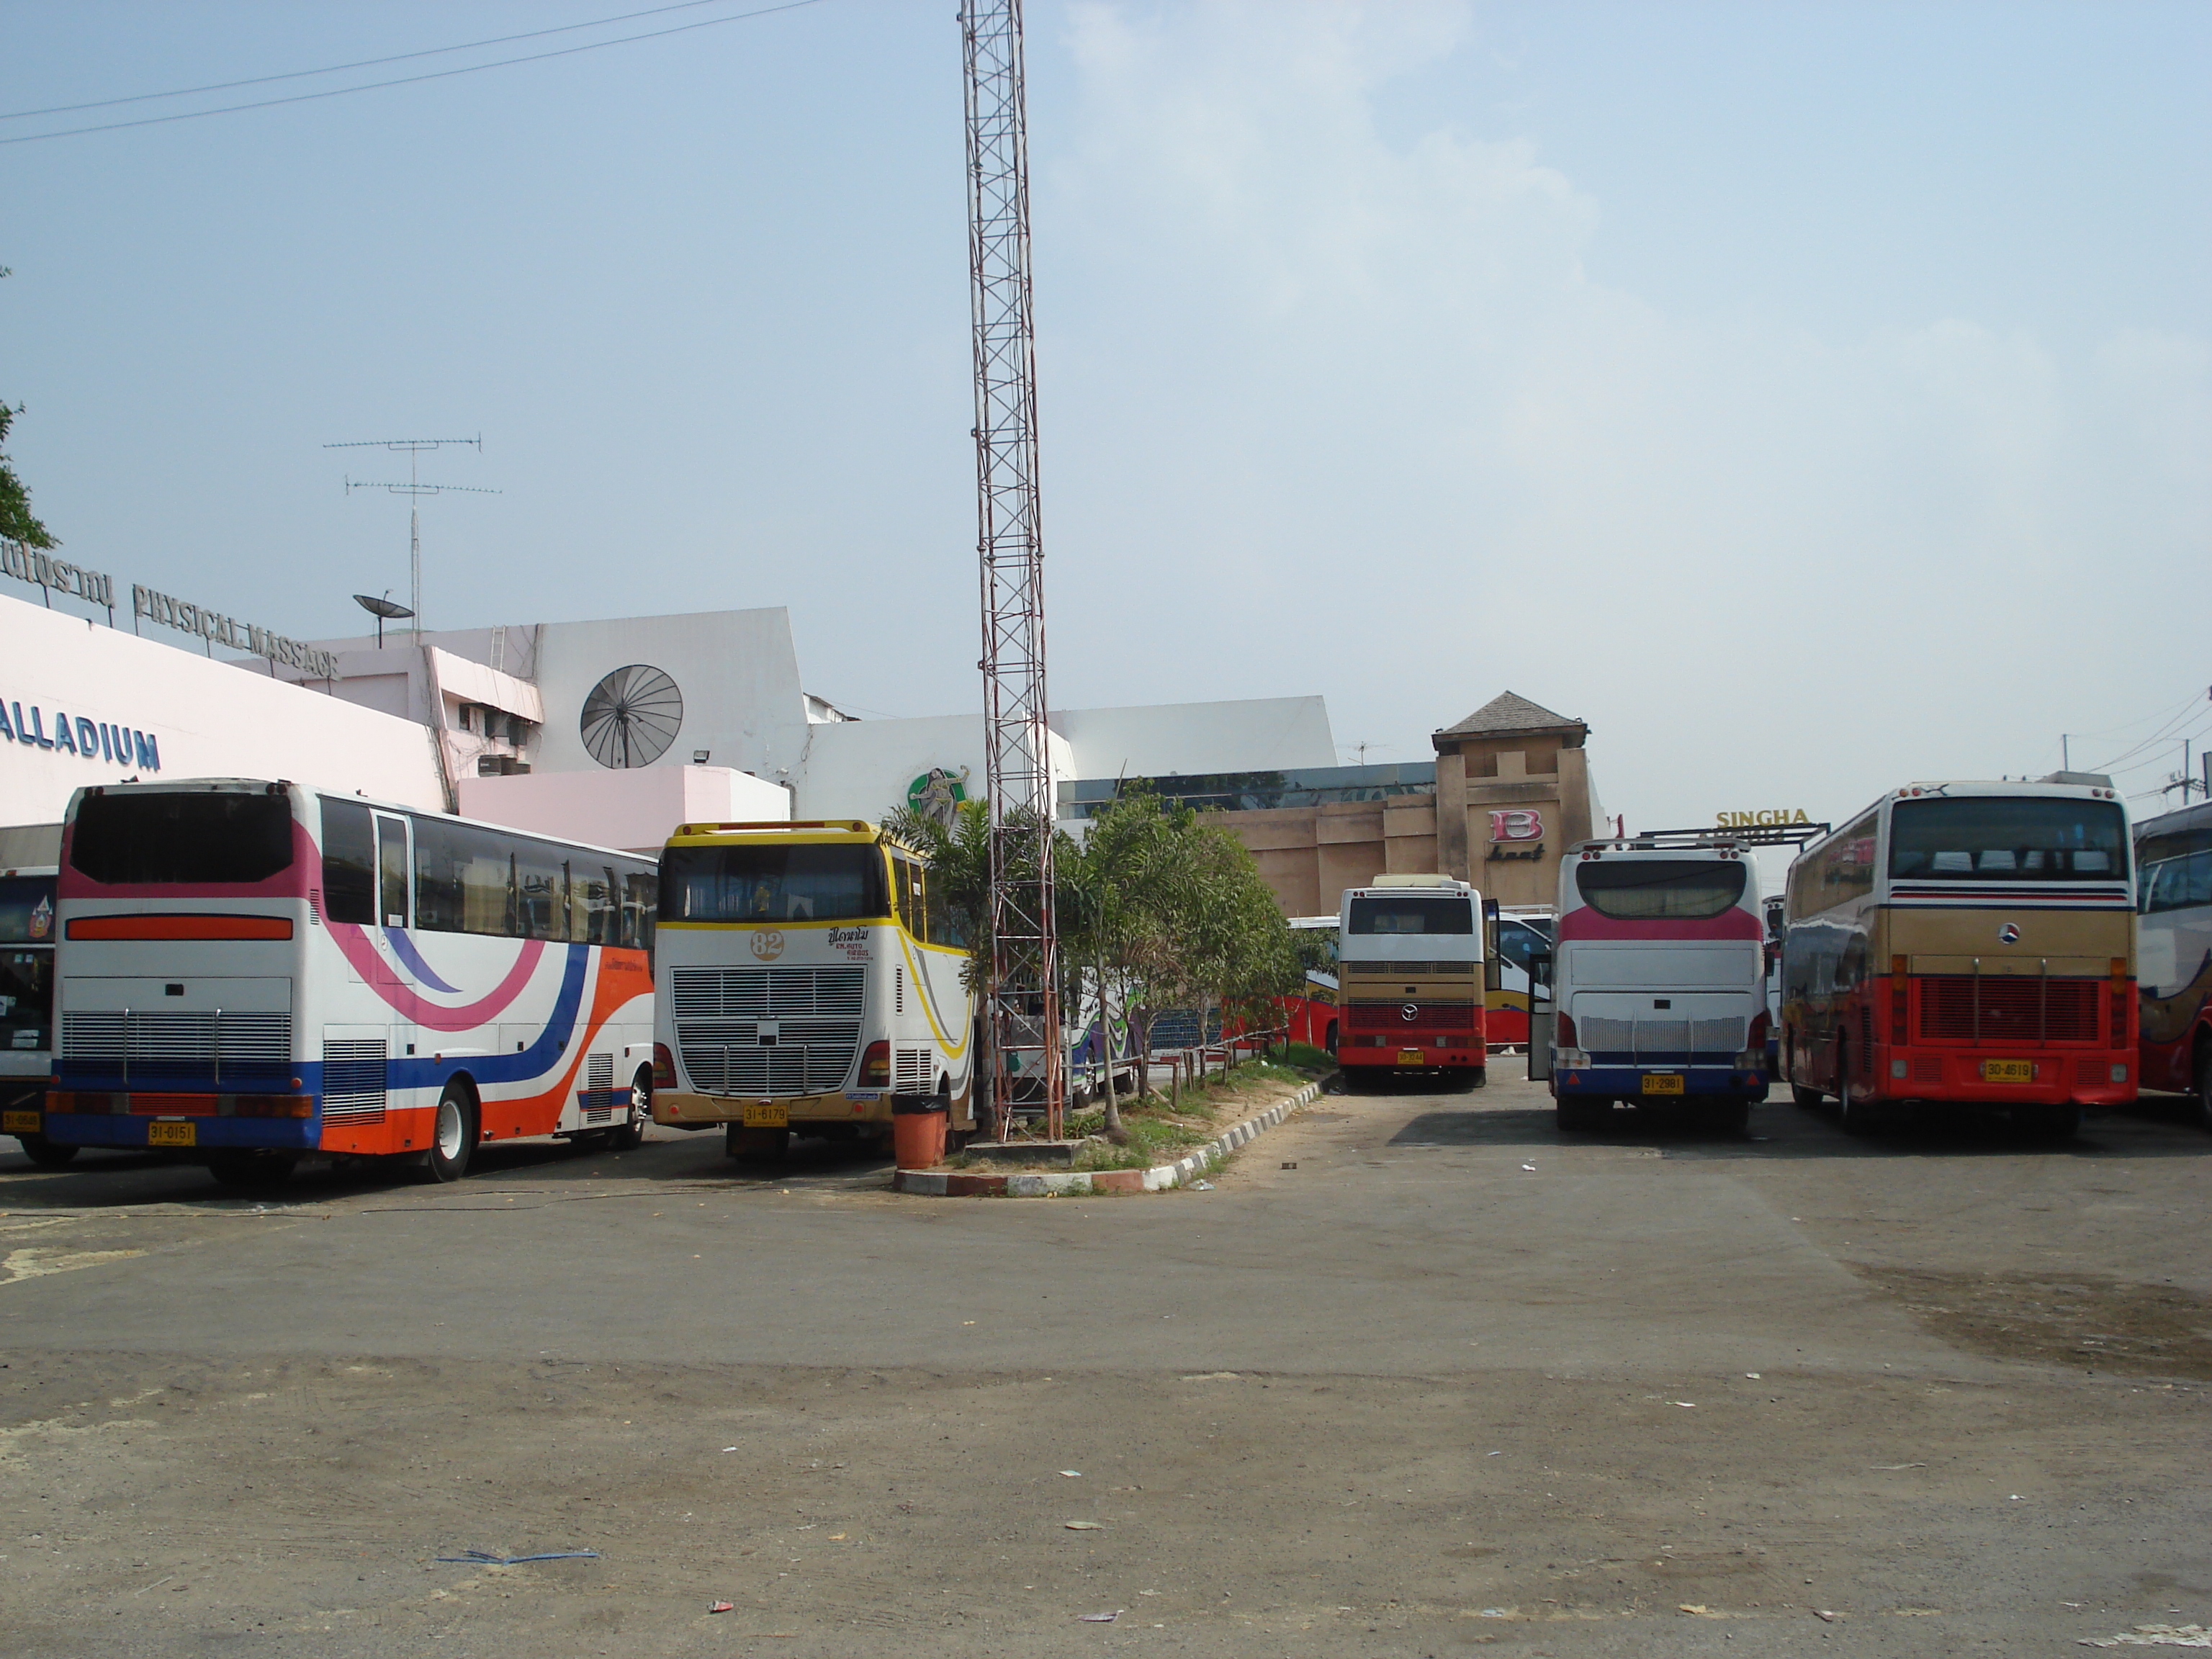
[0,402,56,551]
[0,266,55,552]
[1061,788,1187,1138]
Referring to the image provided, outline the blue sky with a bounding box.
[3,1,2206,832]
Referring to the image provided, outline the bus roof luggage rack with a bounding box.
[1578,824,1833,852]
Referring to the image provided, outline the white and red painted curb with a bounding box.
[892,1079,1325,1197]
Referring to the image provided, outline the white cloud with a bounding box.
[1036,1,2211,824]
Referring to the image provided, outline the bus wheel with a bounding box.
[422,1082,478,1183]
[16,1133,78,1169]
[207,1151,298,1190]
[2192,1039,2212,1132]
[1786,1036,1823,1107]
[610,1069,649,1152]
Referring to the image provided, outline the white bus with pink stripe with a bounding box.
[40,778,657,1187]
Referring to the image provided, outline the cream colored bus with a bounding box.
[649,820,977,1160]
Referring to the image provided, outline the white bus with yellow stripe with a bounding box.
[649,820,977,1159]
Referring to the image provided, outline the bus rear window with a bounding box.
[1889,798,2128,882]
[1346,896,1472,935]
[1575,858,1747,920]
[660,844,886,923]
[70,793,295,885]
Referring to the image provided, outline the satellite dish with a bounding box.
[580,664,683,769]
[353,592,415,647]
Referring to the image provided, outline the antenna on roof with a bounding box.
[325,434,496,643]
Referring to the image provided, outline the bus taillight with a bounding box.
[1738,1012,1769,1069]
[1556,1012,1576,1048]
[860,1040,891,1088]
[652,1043,677,1089]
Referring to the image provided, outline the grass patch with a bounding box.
[940,1051,1329,1174]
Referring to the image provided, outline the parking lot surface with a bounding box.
[1,1072,2207,1657]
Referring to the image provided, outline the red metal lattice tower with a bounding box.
[962,0,1064,1140]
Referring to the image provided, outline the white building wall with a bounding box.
[0,592,444,828]
[1051,696,1337,779]
[793,713,1075,824]
[458,764,789,854]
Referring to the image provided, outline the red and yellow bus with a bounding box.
[1779,778,2134,1138]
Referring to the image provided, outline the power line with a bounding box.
[0,0,827,147]
[0,0,756,122]
[2084,687,2212,775]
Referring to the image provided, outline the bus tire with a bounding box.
[2192,1038,2212,1133]
[16,1133,79,1169]
[1837,1045,1887,1136]
[207,1151,298,1190]
[1786,1033,1823,1107]
[610,1068,649,1151]
[422,1082,478,1183]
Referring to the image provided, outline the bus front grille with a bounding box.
[1916,976,2098,1043]
[674,1023,860,1097]
[670,966,866,1020]
[61,1011,295,1087]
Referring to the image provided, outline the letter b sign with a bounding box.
[1490,809,1544,842]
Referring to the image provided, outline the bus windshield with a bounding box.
[1346,896,1471,935]
[660,844,887,924]
[1576,858,1747,920]
[1889,798,2127,882]
[69,792,295,885]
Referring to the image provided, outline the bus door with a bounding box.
[1527,945,1554,1082]
[374,814,419,1077]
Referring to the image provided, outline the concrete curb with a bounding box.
[891,1078,1326,1198]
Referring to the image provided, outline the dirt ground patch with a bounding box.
[1856,1266,2212,1380]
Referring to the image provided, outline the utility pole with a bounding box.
[325,436,495,643]
[962,0,1063,1141]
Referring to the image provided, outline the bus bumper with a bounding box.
[1874,1048,2135,1106]
[1554,1066,1769,1102]
[654,1089,892,1127]
[38,1090,321,1151]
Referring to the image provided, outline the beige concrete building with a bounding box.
[1060,691,1603,919]
[1430,691,1601,908]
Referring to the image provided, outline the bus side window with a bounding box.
[893,855,927,939]
[320,798,375,925]
[624,870,658,953]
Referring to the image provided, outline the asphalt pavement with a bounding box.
[1,1071,2206,1657]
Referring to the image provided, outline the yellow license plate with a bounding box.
[1640,1074,1686,1095]
[741,1102,788,1128]
[1981,1059,2033,1084]
[148,1120,197,1148]
[1,1109,39,1134]
[1397,1048,1424,1064]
